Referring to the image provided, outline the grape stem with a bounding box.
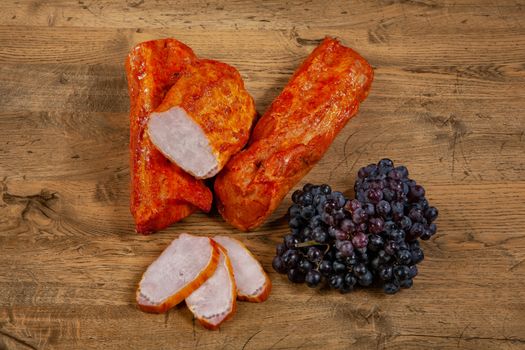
[295,241,331,255]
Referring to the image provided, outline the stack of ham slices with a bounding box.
[137,234,271,330]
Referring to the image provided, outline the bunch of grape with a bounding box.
[272,159,438,294]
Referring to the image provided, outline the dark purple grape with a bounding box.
[394,265,410,280]
[287,268,306,283]
[379,266,393,281]
[397,249,412,265]
[302,227,312,239]
[384,282,400,294]
[334,229,348,241]
[369,217,385,234]
[319,260,333,276]
[305,270,322,287]
[354,263,367,276]
[382,188,394,201]
[352,232,369,249]
[411,247,424,263]
[288,204,301,217]
[400,278,413,288]
[409,223,424,239]
[408,207,424,222]
[399,216,412,231]
[395,165,409,178]
[320,184,332,194]
[284,234,299,249]
[362,202,376,216]
[366,189,383,204]
[276,243,286,256]
[321,212,335,226]
[378,158,394,169]
[272,256,287,274]
[352,208,367,224]
[358,271,374,286]
[357,166,368,179]
[338,241,354,257]
[303,183,314,193]
[333,261,346,273]
[384,220,396,233]
[302,192,313,206]
[332,191,346,208]
[288,217,302,229]
[298,259,313,272]
[323,200,336,214]
[368,234,384,251]
[313,227,328,243]
[345,199,361,212]
[340,219,356,233]
[389,229,405,242]
[307,247,322,262]
[376,200,391,217]
[282,249,300,268]
[301,205,315,219]
[344,273,357,287]
[378,250,391,263]
[385,240,399,255]
[391,201,405,220]
[409,184,425,199]
[309,215,322,228]
[425,207,439,222]
[291,190,303,204]
[408,265,418,278]
[329,275,344,289]
[388,168,403,180]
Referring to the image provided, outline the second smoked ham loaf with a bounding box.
[214,37,373,231]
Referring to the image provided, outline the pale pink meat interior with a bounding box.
[213,236,267,297]
[186,249,235,326]
[147,106,219,179]
[138,233,213,306]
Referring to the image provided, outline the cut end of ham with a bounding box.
[147,106,220,179]
[136,233,220,313]
[213,236,272,303]
[186,246,237,330]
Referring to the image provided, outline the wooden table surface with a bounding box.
[1,1,524,349]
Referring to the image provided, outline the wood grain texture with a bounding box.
[0,0,524,349]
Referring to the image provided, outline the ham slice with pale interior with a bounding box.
[136,233,220,313]
[213,236,271,302]
[147,59,256,179]
[186,246,237,330]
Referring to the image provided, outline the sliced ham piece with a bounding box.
[147,59,256,179]
[213,236,271,302]
[186,246,237,330]
[137,233,220,313]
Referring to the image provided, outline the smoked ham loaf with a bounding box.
[126,39,213,234]
[147,59,256,179]
[214,37,373,231]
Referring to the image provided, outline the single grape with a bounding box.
[305,270,322,288]
[400,278,413,288]
[352,232,369,249]
[299,259,313,272]
[287,268,306,283]
[307,247,322,262]
[333,261,346,274]
[284,234,299,249]
[358,271,374,286]
[329,275,344,289]
[272,256,287,274]
[379,265,393,281]
[339,241,354,257]
[319,260,333,276]
[276,243,286,256]
[411,247,424,264]
[369,217,385,234]
[384,282,400,294]
[425,207,439,222]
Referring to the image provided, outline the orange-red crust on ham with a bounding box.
[214,37,374,231]
[126,39,213,234]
